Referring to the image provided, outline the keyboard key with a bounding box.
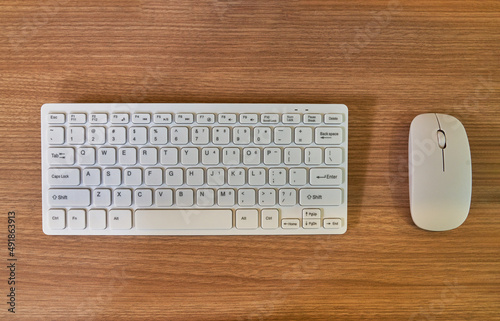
[69,113,87,124]
[243,147,260,165]
[236,209,259,229]
[261,114,279,124]
[289,168,307,186]
[304,147,322,165]
[282,114,300,124]
[325,114,343,124]
[303,208,321,218]
[90,113,108,124]
[295,127,313,144]
[68,127,85,144]
[94,189,111,206]
[140,148,158,165]
[315,127,343,145]
[227,168,245,185]
[89,209,107,229]
[254,127,272,145]
[165,168,184,185]
[129,127,147,145]
[197,113,215,124]
[310,168,342,186]
[284,147,302,165]
[132,113,151,124]
[213,127,230,144]
[192,127,210,145]
[78,147,95,165]
[48,189,90,206]
[202,147,220,165]
[109,210,132,229]
[325,148,343,165]
[154,113,172,124]
[299,189,342,206]
[160,148,178,165]
[223,148,240,165]
[238,189,256,206]
[108,127,127,145]
[48,209,66,229]
[88,127,106,145]
[145,168,163,186]
[248,168,266,186]
[119,147,137,165]
[208,168,225,186]
[48,113,65,124]
[264,148,281,165]
[303,219,321,229]
[282,219,300,229]
[135,209,233,229]
[114,189,132,207]
[48,168,80,186]
[156,189,173,206]
[233,127,251,144]
[111,113,129,124]
[48,148,75,165]
[269,168,287,186]
[98,148,116,165]
[197,189,215,206]
[274,127,292,145]
[171,127,189,144]
[186,168,204,186]
[124,168,142,185]
[240,114,258,124]
[218,189,235,206]
[218,113,237,124]
[279,188,296,206]
[258,189,276,206]
[103,168,121,185]
[175,113,194,124]
[83,168,101,185]
[68,209,86,230]
[181,148,199,165]
[135,189,153,207]
[324,218,342,229]
[261,209,279,229]
[304,114,322,124]
[48,127,65,145]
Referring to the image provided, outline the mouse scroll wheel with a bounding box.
[437,130,446,149]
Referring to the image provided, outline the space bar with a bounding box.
[135,209,233,230]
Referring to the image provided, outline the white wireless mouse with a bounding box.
[409,113,472,231]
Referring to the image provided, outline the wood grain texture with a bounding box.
[0,0,499,320]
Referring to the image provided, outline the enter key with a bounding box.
[310,168,343,186]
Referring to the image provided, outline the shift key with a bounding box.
[299,188,342,206]
[49,189,90,206]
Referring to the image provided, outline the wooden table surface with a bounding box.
[1,1,499,320]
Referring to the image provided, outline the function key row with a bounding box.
[48,113,344,125]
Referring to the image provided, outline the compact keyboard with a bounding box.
[41,104,348,235]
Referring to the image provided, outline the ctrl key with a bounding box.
[48,209,66,229]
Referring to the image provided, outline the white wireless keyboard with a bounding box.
[41,104,348,235]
